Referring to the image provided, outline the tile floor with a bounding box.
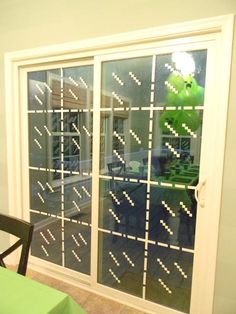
[27,268,149,314]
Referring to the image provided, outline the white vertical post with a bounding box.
[90,58,102,285]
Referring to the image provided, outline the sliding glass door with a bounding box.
[27,47,208,313]
[97,50,206,313]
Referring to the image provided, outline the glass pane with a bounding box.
[29,169,61,215]
[149,187,196,249]
[146,245,193,313]
[101,56,152,108]
[64,173,92,225]
[98,231,144,298]
[28,69,60,111]
[99,179,147,238]
[63,66,93,110]
[64,221,91,274]
[154,51,206,107]
[30,213,62,266]
[28,65,93,275]
[98,50,207,313]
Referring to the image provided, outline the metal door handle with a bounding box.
[194,179,206,208]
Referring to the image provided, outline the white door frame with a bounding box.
[4,15,234,314]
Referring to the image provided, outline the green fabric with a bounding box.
[0,267,86,314]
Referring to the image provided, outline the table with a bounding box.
[0,267,86,314]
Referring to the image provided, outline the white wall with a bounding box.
[0,1,236,312]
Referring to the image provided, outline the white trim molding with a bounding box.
[4,14,234,63]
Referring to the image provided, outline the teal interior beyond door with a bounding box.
[98,50,207,313]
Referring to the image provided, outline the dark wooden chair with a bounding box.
[107,161,126,176]
[0,214,34,276]
[107,161,126,191]
[143,156,169,176]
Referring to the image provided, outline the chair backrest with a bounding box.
[0,214,34,276]
[143,156,168,176]
[107,161,126,176]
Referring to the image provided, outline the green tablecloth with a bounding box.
[0,267,86,314]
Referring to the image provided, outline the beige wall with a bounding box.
[0,1,235,313]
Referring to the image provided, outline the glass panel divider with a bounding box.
[90,58,102,285]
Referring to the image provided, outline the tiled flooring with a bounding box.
[27,268,149,314]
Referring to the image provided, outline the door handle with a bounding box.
[194,179,206,208]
